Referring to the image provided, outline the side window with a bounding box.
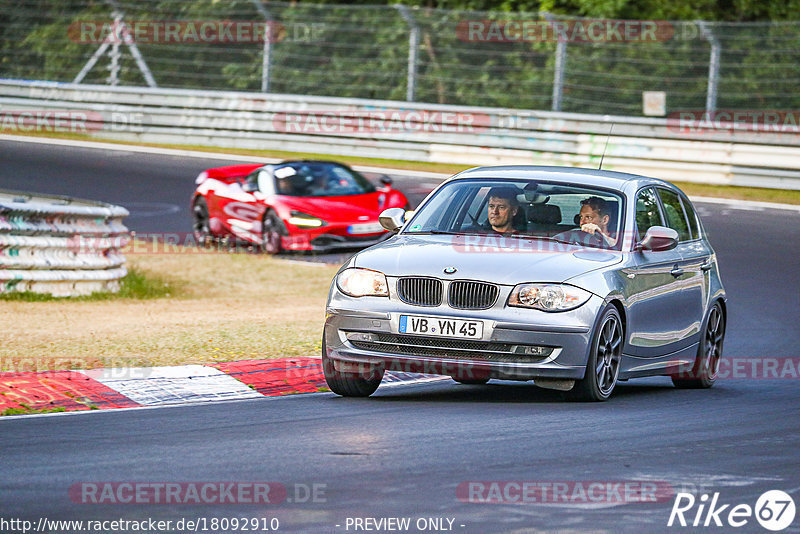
[657,188,691,242]
[635,187,663,241]
[680,195,700,239]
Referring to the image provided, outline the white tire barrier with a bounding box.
[0,189,130,297]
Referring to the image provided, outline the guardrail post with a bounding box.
[545,12,566,112]
[698,21,721,114]
[395,5,420,102]
[251,0,273,93]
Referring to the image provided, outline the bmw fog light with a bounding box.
[512,345,554,357]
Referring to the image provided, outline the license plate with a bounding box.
[347,222,383,235]
[399,315,483,339]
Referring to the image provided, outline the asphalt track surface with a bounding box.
[1,138,799,533]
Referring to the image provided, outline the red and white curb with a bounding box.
[0,357,444,415]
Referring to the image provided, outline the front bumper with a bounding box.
[281,227,390,252]
[323,291,603,381]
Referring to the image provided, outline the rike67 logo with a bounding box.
[668,490,796,531]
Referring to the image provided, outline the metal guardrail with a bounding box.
[0,188,129,297]
[1,79,799,190]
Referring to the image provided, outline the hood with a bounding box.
[353,234,622,286]
[272,191,403,223]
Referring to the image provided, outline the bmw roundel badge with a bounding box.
[443,266,457,274]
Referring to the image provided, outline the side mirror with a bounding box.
[242,181,258,193]
[380,175,393,187]
[379,207,406,233]
[636,225,679,252]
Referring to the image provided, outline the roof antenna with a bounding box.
[598,122,614,170]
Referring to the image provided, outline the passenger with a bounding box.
[578,196,616,246]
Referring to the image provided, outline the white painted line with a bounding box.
[690,195,800,213]
[78,365,263,406]
[0,134,281,164]
[0,134,449,178]
[3,133,797,209]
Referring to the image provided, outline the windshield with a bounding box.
[273,162,376,197]
[403,178,625,250]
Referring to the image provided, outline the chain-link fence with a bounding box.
[2,0,799,116]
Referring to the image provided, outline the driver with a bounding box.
[476,186,522,234]
[578,196,616,246]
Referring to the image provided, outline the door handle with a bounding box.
[670,267,684,277]
[700,261,713,272]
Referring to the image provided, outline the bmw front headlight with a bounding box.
[337,268,389,297]
[508,283,591,312]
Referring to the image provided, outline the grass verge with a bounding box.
[1,405,67,416]
[6,131,799,205]
[0,244,339,371]
[0,266,177,302]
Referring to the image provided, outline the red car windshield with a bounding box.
[274,162,376,197]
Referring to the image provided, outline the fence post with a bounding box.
[251,0,273,92]
[698,21,721,114]
[544,12,566,112]
[395,4,420,102]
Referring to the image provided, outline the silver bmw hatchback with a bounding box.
[322,166,726,401]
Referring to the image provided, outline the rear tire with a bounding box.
[192,197,213,246]
[322,336,383,397]
[567,305,623,402]
[672,302,724,389]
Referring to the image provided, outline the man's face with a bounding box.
[487,196,517,230]
[579,204,609,231]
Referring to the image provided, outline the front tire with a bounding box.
[322,337,384,397]
[567,305,623,402]
[260,210,284,255]
[452,378,490,385]
[672,302,725,389]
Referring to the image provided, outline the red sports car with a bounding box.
[191,160,409,253]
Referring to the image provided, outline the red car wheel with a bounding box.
[261,211,284,255]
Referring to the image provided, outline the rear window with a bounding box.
[680,195,701,239]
